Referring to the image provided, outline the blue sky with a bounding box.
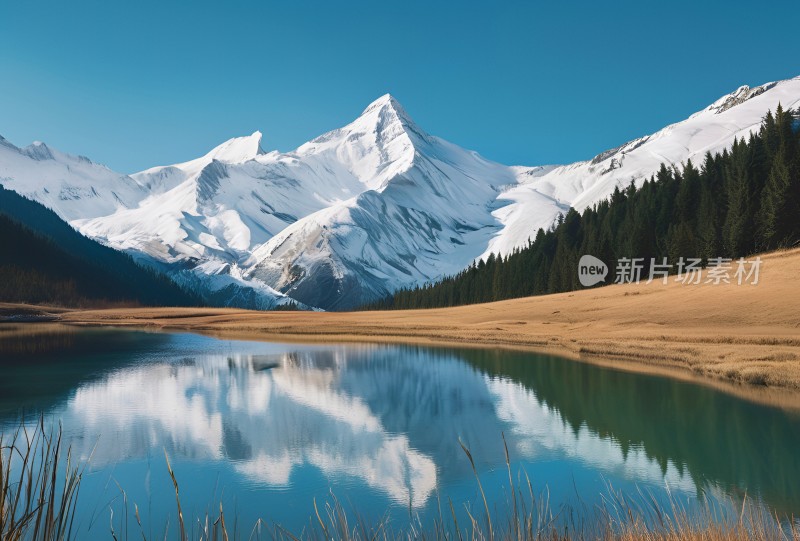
[1,0,798,173]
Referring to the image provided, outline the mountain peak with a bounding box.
[361,93,405,114]
[707,81,779,114]
[23,141,55,161]
[305,93,425,149]
[356,93,418,130]
[204,131,265,163]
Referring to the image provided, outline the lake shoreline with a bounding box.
[3,248,800,411]
[17,320,800,412]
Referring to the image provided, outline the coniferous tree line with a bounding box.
[367,107,800,310]
[0,186,203,307]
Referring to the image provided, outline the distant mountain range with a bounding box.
[2,76,799,310]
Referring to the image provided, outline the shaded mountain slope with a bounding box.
[0,186,201,307]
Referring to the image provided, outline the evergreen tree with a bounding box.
[759,149,793,248]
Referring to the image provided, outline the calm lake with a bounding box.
[1,324,799,538]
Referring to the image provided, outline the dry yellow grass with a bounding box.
[4,248,800,405]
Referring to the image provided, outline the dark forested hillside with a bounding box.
[0,186,201,307]
[371,107,800,310]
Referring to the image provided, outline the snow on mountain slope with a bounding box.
[76,133,373,264]
[79,96,441,266]
[73,129,372,309]
[133,131,265,195]
[0,135,146,221]
[291,94,419,191]
[484,76,800,257]
[244,95,520,309]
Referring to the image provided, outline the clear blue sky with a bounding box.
[1,0,798,173]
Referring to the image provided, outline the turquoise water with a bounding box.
[1,325,799,538]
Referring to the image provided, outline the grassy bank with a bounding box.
[2,423,797,541]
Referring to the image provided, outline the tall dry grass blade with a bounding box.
[219,502,229,541]
[164,449,187,541]
[463,506,479,541]
[110,507,118,541]
[31,419,51,541]
[247,516,264,541]
[449,498,464,541]
[275,523,302,541]
[135,502,148,541]
[313,498,330,541]
[458,438,493,541]
[501,433,520,541]
[740,492,748,526]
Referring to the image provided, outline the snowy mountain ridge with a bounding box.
[483,75,800,257]
[2,76,799,309]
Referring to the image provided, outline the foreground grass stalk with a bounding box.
[458,438,493,541]
[163,450,187,541]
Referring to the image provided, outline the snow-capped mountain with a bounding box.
[1,76,798,309]
[0,132,301,309]
[484,77,800,257]
[0,136,147,221]
[244,95,525,309]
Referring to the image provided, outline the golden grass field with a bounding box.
[3,248,800,406]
